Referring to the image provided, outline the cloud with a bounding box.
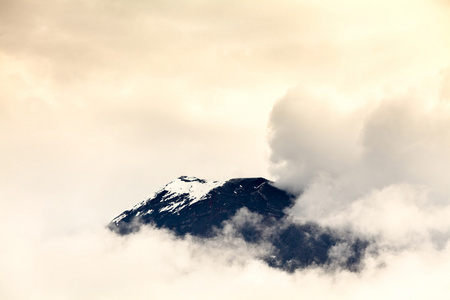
[2,222,450,299]
[270,73,450,191]
[267,64,450,300]
[269,69,450,235]
[266,3,450,292]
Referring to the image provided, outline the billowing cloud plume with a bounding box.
[265,1,450,295]
[268,61,450,294]
[270,70,450,192]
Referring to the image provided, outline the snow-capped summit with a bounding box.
[109,176,368,272]
[110,176,291,236]
[161,176,224,205]
[112,176,224,224]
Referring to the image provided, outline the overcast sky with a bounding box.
[1,0,450,299]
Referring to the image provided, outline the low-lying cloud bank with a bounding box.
[2,224,450,300]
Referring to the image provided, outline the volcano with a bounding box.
[109,176,368,272]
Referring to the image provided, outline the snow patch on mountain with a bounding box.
[111,213,127,224]
[163,176,224,204]
[112,176,224,222]
[155,176,224,213]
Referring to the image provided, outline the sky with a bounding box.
[1,0,450,299]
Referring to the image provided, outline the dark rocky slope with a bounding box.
[109,176,368,272]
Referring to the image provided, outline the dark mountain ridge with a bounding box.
[109,176,368,272]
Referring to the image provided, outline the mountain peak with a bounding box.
[110,176,289,236]
[109,176,368,272]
